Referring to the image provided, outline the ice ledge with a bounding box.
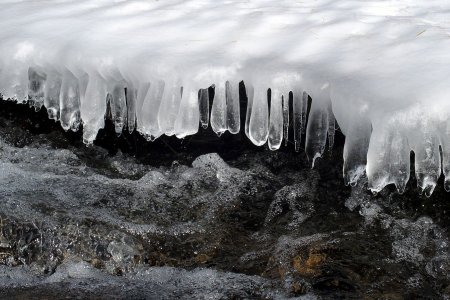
[1,0,450,195]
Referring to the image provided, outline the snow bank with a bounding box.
[0,0,449,195]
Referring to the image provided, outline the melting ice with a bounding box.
[1,0,450,195]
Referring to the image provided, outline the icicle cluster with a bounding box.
[1,0,450,196]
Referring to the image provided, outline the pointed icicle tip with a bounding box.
[311,152,321,169]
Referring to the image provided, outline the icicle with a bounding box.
[108,82,127,135]
[301,91,308,134]
[268,88,283,150]
[327,101,335,152]
[28,67,46,111]
[0,65,28,102]
[210,82,227,136]
[292,88,303,152]
[244,84,254,140]
[226,81,240,134]
[44,72,62,120]
[282,94,289,146]
[140,80,165,140]
[81,72,107,144]
[198,88,209,129]
[248,85,269,146]
[135,82,151,134]
[367,121,410,194]
[174,84,200,138]
[342,119,371,186]
[59,70,81,132]
[305,90,330,167]
[441,121,450,192]
[125,84,137,132]
[411,132,441,197]
[158,80,181,136]
[388,135,410,194]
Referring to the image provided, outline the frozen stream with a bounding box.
[0,101,449,299]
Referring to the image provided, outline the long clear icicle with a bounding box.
[411,130,441,197]
[174,84,200,138]
[248,85,269,146]
[226,81,240,134]
[282,94,289,146]
[211,83,227,136]
[441,121,450,192]
[244,84,254,140]
[301,92,308,134]
[343,118,372,186]
[158,80,182,137]
[81,72,107,144]
[293,89,303,152]
[268,88,283,150]
[109,82,127,135]
[126,84,137,132]
[327,101,335,152]
[28,67,46,111]
[59,70,81,132]
[135,81,151,131]
[198,88,210,129]
[367,121,410,194]
[141,80,165,140]
[44,72,62,120]
[305,90,330,167]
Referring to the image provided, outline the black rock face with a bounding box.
[0,99,449,299]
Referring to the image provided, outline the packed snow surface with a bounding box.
[0,0,450,194]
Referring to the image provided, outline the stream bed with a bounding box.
[0,101,449,299]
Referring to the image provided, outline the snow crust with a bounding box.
[1,0,450,194]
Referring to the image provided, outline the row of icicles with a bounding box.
[1,67,336,159]
[3,67,450,196]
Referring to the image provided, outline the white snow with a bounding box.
[0,0,450,195]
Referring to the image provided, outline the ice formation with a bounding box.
[0,0,450,195]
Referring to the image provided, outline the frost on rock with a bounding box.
[1,0,450,194]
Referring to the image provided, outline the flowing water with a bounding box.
[0,101,449,299]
